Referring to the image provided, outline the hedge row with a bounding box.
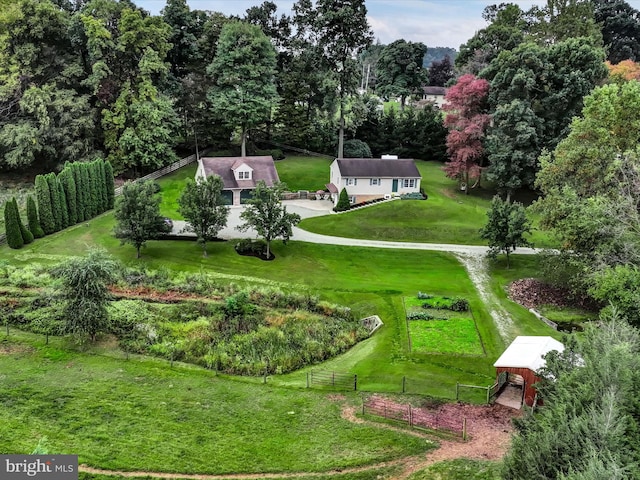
[5,159,115,249]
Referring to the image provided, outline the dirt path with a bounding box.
[455,253,515,342]
[79,401,516,480]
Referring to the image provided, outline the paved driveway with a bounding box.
[171,199,334,240]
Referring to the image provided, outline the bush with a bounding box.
[401,192,425,200]
[335,188,351,212]
[234,238,268,256]
[450,297,469,312]
[343,139,372,158]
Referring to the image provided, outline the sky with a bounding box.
[136,0,640,50]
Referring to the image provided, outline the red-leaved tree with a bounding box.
[442,74,491,192]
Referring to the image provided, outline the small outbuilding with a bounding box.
[493,336,564,407]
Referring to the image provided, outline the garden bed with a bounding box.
[404,293,483,355]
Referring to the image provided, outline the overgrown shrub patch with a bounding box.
[1,264,367,376]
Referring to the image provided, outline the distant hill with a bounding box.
[423,47,458,67]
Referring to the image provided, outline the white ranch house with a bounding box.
[195,155,279,206]
[327,157,422,205]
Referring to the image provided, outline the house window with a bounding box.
[370,178,381,186]
[402,178,416,188]
[238,171,251,180]
[349,196,356,204]
[346,178,357,186]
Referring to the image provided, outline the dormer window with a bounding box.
[238,171,251,180]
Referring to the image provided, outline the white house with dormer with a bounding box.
[195,156,280,206]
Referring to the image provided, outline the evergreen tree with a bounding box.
[104,160,115,209]
[26,195,44,238]
[46,173,62,232]
[72,163,86,222]
[13,198,33,245]
[98,160,108,213]
[57,180,69,229]
[51,249,118,343]
[80,163,93,219]
[35,174,55,235]
[336,188,351,212]
[59,168,77,225]
[4,200,24,249]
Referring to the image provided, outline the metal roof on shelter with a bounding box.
[335,158,421,178]
[493,336,564,372]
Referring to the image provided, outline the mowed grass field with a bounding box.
[0,332,430,474]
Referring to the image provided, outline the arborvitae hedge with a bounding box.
[35,174,55,235]
[4,200,24,249]
[26,195,44,238]
[98,160,108,213]
[46,173,62,232]
[80,163,93,218]
[13,198,33,244]
[104,160,115,209]
[59,169,77,225]
[57,180,69,228]
[72,163,85,222]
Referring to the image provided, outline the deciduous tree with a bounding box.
[479,196,532,268]
[207,22,278,157]
[313,0,373,158]
[376,40,428,110]
[113,181,170,258]
[442,74,490,192]
[178,176,230,257]
[237,181,301,259]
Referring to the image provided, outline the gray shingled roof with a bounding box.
[336,159,421,178]
[200,156,279,189]
[423,86,447,95]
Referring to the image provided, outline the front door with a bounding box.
[392,179,398,192]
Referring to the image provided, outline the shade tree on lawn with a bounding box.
[113,180,171,258]
[480,195,532,269]
[178,175,230,257]
[237,181,301,260]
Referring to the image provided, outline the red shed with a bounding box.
[493,336,564,407]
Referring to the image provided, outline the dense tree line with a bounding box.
[0,0,457,171]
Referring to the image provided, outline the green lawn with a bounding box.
[0,333,430,475]
[299,161,554,247]
[408,318,485,355]
[155,163,197,219]
[275,155,333,192]
[0,210,508,398]
[407,459,501,480]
